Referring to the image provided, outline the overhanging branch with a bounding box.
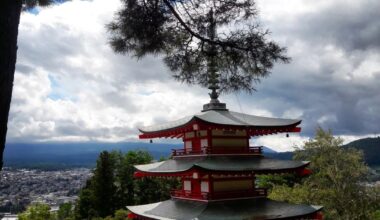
[162,0,250,51]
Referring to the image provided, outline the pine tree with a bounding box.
[108,0,289,93]
[75,150,180,219]
[75,181,94,220]
[91,151,118,218]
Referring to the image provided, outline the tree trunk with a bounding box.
[0,0,22,171]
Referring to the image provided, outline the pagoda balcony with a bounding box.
[171,146,263,157]
[170,188,267,201]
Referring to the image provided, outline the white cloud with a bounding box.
[338,134,379,145]
[6,0,380,152]
[9,0,209,142]
[253,134,309,152]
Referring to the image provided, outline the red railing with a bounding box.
[172,146,262,156]
[210,188,267,200]
[170,188,267,201]
[249,146,263,154]
[171,148,205,156]
[171,189,209,200]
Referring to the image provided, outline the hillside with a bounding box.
[344,137,380,166]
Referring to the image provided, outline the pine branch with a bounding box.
[162,0,251,52]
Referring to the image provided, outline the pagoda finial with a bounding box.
[203,9,227,112]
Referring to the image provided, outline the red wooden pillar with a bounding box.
[209,174,214,198]
[246,128,250,152]
[314,212,323,220]
[207,129,212,153]
[193,135,201,152]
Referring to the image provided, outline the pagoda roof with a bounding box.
[134,156,309,176]
[128,198,322,220]
[139,110,301,138]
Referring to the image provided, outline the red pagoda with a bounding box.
[127,12,322,217]
[127,94,323,219]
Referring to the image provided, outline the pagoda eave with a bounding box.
[127,198,323,220]
[138,110,302,139]
[139,120,301,139]
[134,167,310,178]
[133,157,310,178]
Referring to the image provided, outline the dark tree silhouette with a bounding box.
[0,0,53,171]
[75,150,179,219]
[108,0,289,93]
[91,151,118,217]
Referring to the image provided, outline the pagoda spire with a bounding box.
[203,9,228,112]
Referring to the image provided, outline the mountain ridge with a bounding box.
[3,142,278,169]
[343,137,380,166]
[4,137,379,169]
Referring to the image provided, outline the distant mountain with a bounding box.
[344,137,380,166]
[6,138,378,169]
[264,151,293,160]
[3,142,281,169]
[4,142,180,169]
[261,146,277,154]
[3,141,287,169]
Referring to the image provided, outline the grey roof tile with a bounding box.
[139,110,301,133]
[135,156,309,174]
[128,198,322,220]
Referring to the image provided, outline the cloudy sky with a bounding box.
[7,0,380,151]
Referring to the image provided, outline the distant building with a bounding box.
[1,213,18,220]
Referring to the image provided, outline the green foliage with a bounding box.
[373,210,380,220]
[268,184,312,205]
[368,186,380,219]
[134,176,179,205]
[18,203,55,220]
[269,128,379,220]
[84,209,129,220]
[18,202,75,220]
[75,151,119,219]
[256,173,299,190]
[92,151,118,217]
[57,203,74,220]
[108,0,289,93]
[75,150,180,220]
[113,209,129,220]
[75,186,95,219]
[112,150,153,206]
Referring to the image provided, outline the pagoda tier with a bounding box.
[134,157,310,202]
[128,198,323,220]
[134,156,310,177]
[139,110,301,139]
